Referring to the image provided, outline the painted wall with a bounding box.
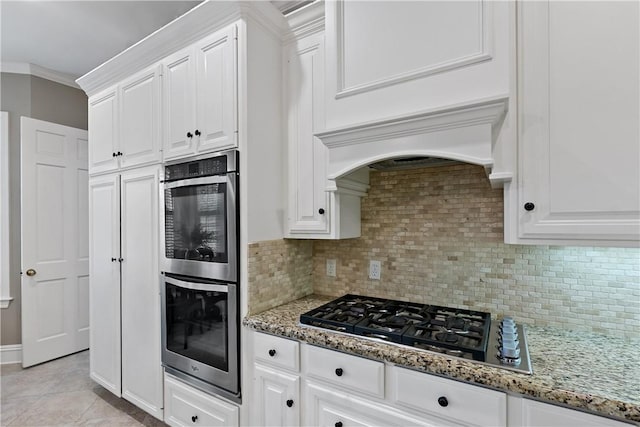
[0,72,88,346]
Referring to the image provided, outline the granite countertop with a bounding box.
[243,295,640,424]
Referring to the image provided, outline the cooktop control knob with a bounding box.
[498,317,522,365]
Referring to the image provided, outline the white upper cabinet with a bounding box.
[88,66,162,176]
[88,86,119,174]
[119,65,162,169]
[285,28,369,239]
[163,25,237,161]
[286,32,330,235]
[323,0,512,129]
[514,1,640,245]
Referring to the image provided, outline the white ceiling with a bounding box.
[0,1,312,84]
[1,1,204,80]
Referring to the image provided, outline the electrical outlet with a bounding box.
[326,259,337,277]
[369,260,381,280]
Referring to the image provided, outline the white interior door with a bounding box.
[20,117,89,367]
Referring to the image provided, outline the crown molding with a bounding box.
[0,62,80,89]
[283,0,324,43]
[77,1,286,97]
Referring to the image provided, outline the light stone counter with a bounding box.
[243,295,640,424]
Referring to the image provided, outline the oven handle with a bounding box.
[163,174,232,189]
[164,276,229,293]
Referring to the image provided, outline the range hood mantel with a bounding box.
[316,96,510,189]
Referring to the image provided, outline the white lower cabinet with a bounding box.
[164,373,239,427]
[251,331,500,427]
[251,332,632,427]
[89,165,163,419]
[507,396,632,427]
[254,364,300,427]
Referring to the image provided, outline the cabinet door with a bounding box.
[120,166,163,419]
[195,25,237,153]
[119,66,162,169]
[253,364,300,427]
[88,87,119,175]
[88,174,121,396]
[163,47,197,160]
[518,1,640,243]
[286,33,330,235]
[304,381,447,427]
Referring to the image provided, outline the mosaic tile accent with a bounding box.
[313,164,640,338]
[247,239,313,314]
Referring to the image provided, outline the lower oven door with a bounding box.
[161,274,238,396]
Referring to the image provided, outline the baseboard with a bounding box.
[0,344,22,365]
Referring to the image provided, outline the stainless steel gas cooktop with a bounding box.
[300,294,532,375]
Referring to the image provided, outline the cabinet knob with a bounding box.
[195,129,201,136]
[112,152,116,157]
[335,422,343,427]
[187,132,193,138]
[524,202,535,211]
[286,399,294,408]
[111,257,117,262]
[118,258,124,263]
[268,349,276,357]
[438,396,449,407]
[318,208,325,215]
[191,415,198,423]
[335,368,343,377]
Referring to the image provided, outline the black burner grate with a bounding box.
[300,295,491,361]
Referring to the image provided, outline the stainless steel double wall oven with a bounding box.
[160,150,240,402]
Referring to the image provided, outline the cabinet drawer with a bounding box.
[164,373,238,427]
[305,380,455,427]
[302,344,384,398]
[390,367,507,427]
[253,332,300,372]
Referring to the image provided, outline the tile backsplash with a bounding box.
[313,164,640,338]
[248,164,639,338]
[247,239,313,315]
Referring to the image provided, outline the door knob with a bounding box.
[26,269,36,277]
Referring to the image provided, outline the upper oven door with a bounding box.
[162,172,238,282]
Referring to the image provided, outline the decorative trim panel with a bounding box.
[334,0,493,99]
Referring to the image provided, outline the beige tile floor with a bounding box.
[0,351,167,426]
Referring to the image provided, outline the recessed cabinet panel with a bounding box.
[254,364,300,427]
[196,27,237,153]
[518,1,640,242]
[119,67,162,169]
[339,1,485,93]
[88,88,118,174]
[88,175,121,396]
[120,167,162,418]
[287,33,330,235]
[163,49,197,160]
[324,0,511,129]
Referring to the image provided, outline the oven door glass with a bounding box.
[165,182,228,263]
[165,279,229,371]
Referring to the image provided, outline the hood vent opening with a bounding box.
[369,156,461,171]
